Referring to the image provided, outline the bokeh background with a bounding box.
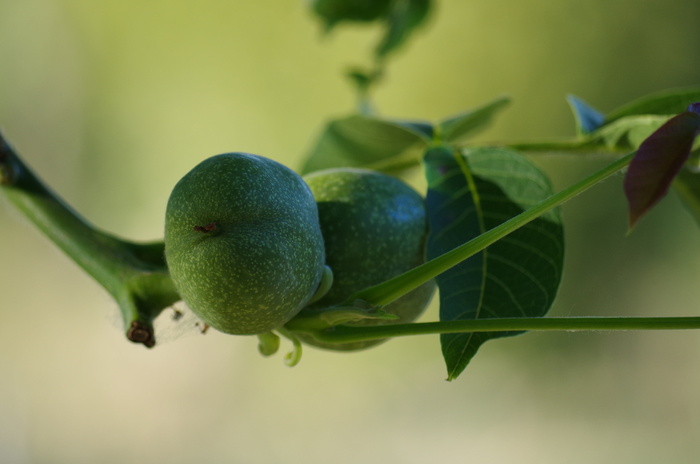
[2,1,700,463]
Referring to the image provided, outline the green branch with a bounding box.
[0,131,180,347]
[296,316,700,344]
[502,139,630,154]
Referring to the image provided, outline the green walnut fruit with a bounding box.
[164,153,326,335]
[299,167,436,351]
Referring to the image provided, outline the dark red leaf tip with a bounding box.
[624,109,700,229]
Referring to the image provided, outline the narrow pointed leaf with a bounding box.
[424,146,564,380]
[566,94,605,135]
[566,88,700,155]
[624,104,700,229]
[606,87,700,123]
[438,97,511,143]
[301,114,430,174]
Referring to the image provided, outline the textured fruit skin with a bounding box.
[164,153,325,335]
[299,168,435,351]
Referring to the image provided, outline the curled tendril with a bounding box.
[276,328,303,367]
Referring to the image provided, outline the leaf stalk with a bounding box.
[295,316,700,344]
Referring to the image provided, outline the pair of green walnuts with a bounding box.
[164,152,435,351]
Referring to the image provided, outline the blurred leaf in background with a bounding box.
[309,0,432,58]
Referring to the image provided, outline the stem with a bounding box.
[299,316,700,344]
[0,131,180,346]
[504,139,602,153]
[349,151,635,307]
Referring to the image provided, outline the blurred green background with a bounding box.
[2,1,700,463]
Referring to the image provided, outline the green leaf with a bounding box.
[587,115,671,151]
[389,118,434,140]
[438,96,511,143]
[672,166,700,226]
[566,94,605,135]
[301,114,430,174]
[376,0,432,58]
[606,87,700,123]
[424,146,564,380]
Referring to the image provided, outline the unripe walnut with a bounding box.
[164,153,326,335]
[299,168,435,351]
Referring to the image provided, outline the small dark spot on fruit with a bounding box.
[194,222,218,233]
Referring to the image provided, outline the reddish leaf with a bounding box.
[624,103,700,229]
